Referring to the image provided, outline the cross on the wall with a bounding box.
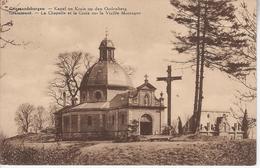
[157,65,182,127]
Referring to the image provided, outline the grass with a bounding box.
[78,140,256,165]
[0,133,256,165]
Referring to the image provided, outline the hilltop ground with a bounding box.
[0,133,256,165]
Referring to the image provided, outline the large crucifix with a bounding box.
[157,65,182,127]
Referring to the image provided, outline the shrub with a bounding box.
[162,126,173,135]
[0,141,81,165]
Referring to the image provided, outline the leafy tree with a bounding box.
[226,1,256,101]
[15,103,35,134]
[168,0,247,132]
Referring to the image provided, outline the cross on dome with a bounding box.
[144,74,149,83]
[105,27,109,39]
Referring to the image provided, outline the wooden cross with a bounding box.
[157,65,182,126]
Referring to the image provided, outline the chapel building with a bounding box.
[54,37,165,140]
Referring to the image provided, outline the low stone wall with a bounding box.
[60,130,128,140]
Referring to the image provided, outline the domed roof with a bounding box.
[80,61,133,89]
[99,38,115,49]
[80,37,133,91]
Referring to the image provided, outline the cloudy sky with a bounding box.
[0,0,256,136]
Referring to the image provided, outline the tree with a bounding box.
[0,73,6,79]
[178,117,183,135]
[230,100,256,132]
[0,0,28,48]
[48,51,94,107]
[241,109,249,139]
[47,104,59,127]
[15,103,34,134]
[168,0,247,132]
[0,0,29,78]
[122,64,136,76]
[48,51,135,108]
[0,130,7,163]
[118,61,136,77]
[225,1,256,101]
[32,106,46,133]
[1,0,16,48]
[127,119,139,135]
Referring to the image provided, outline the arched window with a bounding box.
[108,50,111,57]
[144,94,150,106]
[94,91,102,101]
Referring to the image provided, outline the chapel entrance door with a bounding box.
[140,114,152,135]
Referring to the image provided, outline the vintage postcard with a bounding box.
[0,0,257,166]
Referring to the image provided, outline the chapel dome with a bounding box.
[80,37,133,91]
[80,61,133,89]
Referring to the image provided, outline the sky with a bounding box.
[0,0,256,137]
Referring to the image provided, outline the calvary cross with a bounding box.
[157,65,182,127]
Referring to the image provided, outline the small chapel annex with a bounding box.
[54,37,165,140]
[183,110,244,139]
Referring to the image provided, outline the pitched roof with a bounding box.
[68,102,110,111]
[109,89,138,108]
[137,81,156,90]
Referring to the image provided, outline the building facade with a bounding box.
[54,37,165,140]
[183,111,244,139]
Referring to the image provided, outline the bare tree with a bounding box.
[115,59,136,77]
[15,103,35,134]
[0,0,30,79]
[47,104,59,127]
[32,106,46,133]
[0,73,6,79]
[230,100,256,129]
[122,65,136,76]
[48,52,94,107]
[0,0,29,48]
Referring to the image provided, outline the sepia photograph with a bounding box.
[0,0,257,166]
